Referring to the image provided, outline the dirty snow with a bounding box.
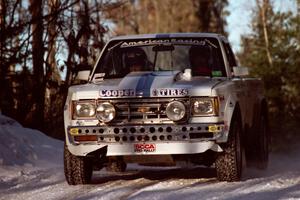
[0,114,300,200]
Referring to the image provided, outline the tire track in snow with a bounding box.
[1,148,300,200]
[93,167,217,199]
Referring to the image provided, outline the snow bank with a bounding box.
[0,114,21,127]
[0,114,63,166]
[1,115,300,200]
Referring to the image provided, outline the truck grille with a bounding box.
[98,98,189,125]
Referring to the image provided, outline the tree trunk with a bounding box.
[0,0,7,113]
[198,0,211,32]
[256,0,273,68]
[47,0,61,83]
[79,0,90,68]
[30,0,45,130]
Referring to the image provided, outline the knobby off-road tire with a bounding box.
[106,157,127,172]
[256,113,269,169]
[64,144,93,185]
[215,110,243,182]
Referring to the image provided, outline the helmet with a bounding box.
[189,45,210,66]
[189,45,212,76]
[124,47,147,67]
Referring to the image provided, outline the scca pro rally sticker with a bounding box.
[134,143,156,152]
[152,88,188,97]
[100,89,135,97]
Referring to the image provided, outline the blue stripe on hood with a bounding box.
[135,73,156,97]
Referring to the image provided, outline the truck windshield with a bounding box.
[94,38,226,78]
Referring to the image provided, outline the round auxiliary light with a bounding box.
[96,102,116,123]
[166,101,186,121]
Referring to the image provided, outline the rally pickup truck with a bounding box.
[64,33,269,185]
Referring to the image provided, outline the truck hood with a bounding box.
[69,71,225,100]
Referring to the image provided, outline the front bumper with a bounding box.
[66,123,224,156]
[67,141,223,156]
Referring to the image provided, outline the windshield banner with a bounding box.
[121,38,208,48]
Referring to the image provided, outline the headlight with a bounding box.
[166,101,186,121]
[74,102,96,118]
[192,98,219,116]
[96,102,116,123]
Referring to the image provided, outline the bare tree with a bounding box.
[0,0,31,117]
[108,0,228,35]
[194,0,228,34]
[46,0,61,83]
[256,0,273,68]
[29,0,45,130]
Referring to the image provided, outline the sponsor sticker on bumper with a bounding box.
[134,143,156,152]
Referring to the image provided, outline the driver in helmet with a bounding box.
[189,45,211,76]
[125,48,147,72]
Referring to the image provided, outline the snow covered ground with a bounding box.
[0,114,300,200]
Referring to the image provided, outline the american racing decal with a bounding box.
[134,143,156,152]
[100,89,135,97]
[152,88,188,97]
[121,38,207,47]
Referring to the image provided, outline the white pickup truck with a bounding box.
[64,33,269,184]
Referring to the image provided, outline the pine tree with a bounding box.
[238,0,300,140]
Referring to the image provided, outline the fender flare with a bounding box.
[245,98,269,163]
[217,93,242,143]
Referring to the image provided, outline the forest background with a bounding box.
[0,0,299,149]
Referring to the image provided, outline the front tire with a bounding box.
[64,144,93,185]
[215,110,243,182]
[256,112,269,169]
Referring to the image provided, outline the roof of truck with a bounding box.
[109,33,226,41]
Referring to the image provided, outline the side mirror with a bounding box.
[233,66,249,77]
[76,70,90,81]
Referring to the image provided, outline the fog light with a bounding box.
[208,125,222,133]
[69,128,79,135]
[166,101,186,121]
[96,102,116,123]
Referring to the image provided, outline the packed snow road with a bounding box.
[1,152,300,200]
[0,114,300,200]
